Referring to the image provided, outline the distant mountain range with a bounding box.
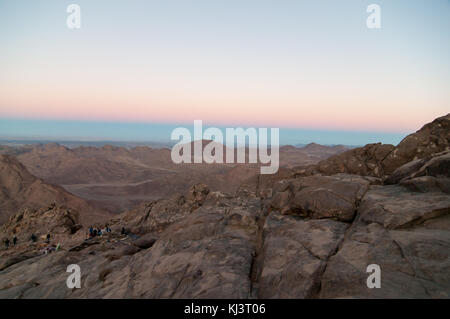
[0,140,174,149]
[0,114,448,299]
[0,141,350,214]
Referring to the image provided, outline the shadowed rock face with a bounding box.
[0,115,449,299]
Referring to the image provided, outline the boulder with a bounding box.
[270,174,371,222]
[400,176,450,194]
[132,233,158,249]
[385,151,450,185]
[313,143,395,178]
[358,185,450,229]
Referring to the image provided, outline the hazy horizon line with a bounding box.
[0,117,411,146]
[0,137,363,147]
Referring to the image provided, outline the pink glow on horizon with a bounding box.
[0,99,437,134]
[0,69,447,134]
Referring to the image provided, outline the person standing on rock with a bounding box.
[46,233,51,244]
[13,236,17,246]
[31,234,37,242]
[4,238,10,249]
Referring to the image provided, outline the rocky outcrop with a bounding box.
[382,113,450,173]
[253,174,450,299]
[357,185,450,229]
[384,150,450,193]
[319,184,450,298]
[0,155,111,225]
[0,204,85,273]
[269,174,375,222]
[299,113,450,179]
[1,204,82,239]
[0,187,263,298]
[117,183,210,235]
[310,143,395,178]
[125,204,259,298]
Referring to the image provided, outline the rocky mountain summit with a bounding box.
[0,115,449,298]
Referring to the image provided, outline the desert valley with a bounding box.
[0,139,349,215]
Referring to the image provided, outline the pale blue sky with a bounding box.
[0,0,448,145]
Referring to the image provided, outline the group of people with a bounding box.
[3,236,17,249]
[88,225,112,238]
[3,233,51,250]
[4,225,128,251]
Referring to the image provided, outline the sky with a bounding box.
[0,0,449,145]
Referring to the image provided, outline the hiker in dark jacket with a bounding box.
[46,233,51,243]
[13,236,17,246]
[31,234,37,242]
[4,238,10,249]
